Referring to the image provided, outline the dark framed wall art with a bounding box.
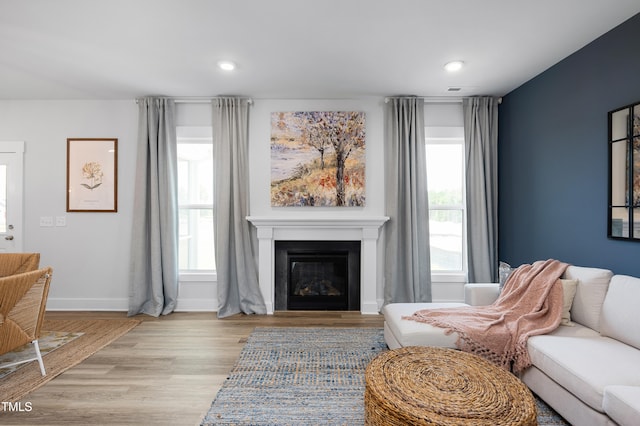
[608,102,640,240]
[66,138,118,212]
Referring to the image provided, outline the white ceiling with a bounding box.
[1,0,639,100]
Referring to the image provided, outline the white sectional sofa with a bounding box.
[381,265,640,426]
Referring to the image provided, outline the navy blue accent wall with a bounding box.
[499,13,640,276]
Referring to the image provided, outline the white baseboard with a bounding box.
[46,280,219,312]
[174,298,218,312]
[46,297,128,311]
[46,297,218,312]
[45,296,388,315]
[361,301,381,315]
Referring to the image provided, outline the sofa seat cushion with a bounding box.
[603,386,640,426]
[382,303,467,349]
[527,324,640,412]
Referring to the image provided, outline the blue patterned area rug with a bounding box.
[201,327,569,425]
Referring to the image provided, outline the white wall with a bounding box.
[0,100,138,310]
[0,98,466,312]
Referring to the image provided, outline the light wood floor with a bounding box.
[2,311,384,426]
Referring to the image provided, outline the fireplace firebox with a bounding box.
[274,241,361,311]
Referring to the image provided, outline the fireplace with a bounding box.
[275,240,361,311]
[247,216,389,314]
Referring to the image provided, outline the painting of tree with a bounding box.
[270,111,366,206]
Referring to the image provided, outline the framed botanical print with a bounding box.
[66,138,118,212]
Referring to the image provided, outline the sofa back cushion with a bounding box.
[600,275,640,350]
[560,279,578,326]
[563,265,613,331]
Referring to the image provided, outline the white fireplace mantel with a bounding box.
[247,216,389,315]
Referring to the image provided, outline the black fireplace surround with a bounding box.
[274,240,361,311]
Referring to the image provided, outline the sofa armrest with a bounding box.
[464,283,499,306]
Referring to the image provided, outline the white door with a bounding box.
[0,142,24,252]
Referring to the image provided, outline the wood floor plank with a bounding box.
[0,311,384,425]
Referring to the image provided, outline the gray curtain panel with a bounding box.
[212,97,266,318]
[464,97,499,283]
[128,97,179,317]
[383,97,432,304]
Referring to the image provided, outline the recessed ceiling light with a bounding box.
[444,61,464,72]
[217,60,236,71]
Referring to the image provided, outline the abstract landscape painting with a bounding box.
[271,111,365,207]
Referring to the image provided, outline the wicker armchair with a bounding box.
[0,253,40,276]
[0,267,53,375]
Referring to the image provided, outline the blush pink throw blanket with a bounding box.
[404,259,569,373]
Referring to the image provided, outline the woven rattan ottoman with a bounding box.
[364,346,536,425]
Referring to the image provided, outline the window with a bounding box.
[425,126,466,274]
[177,127,215,272]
